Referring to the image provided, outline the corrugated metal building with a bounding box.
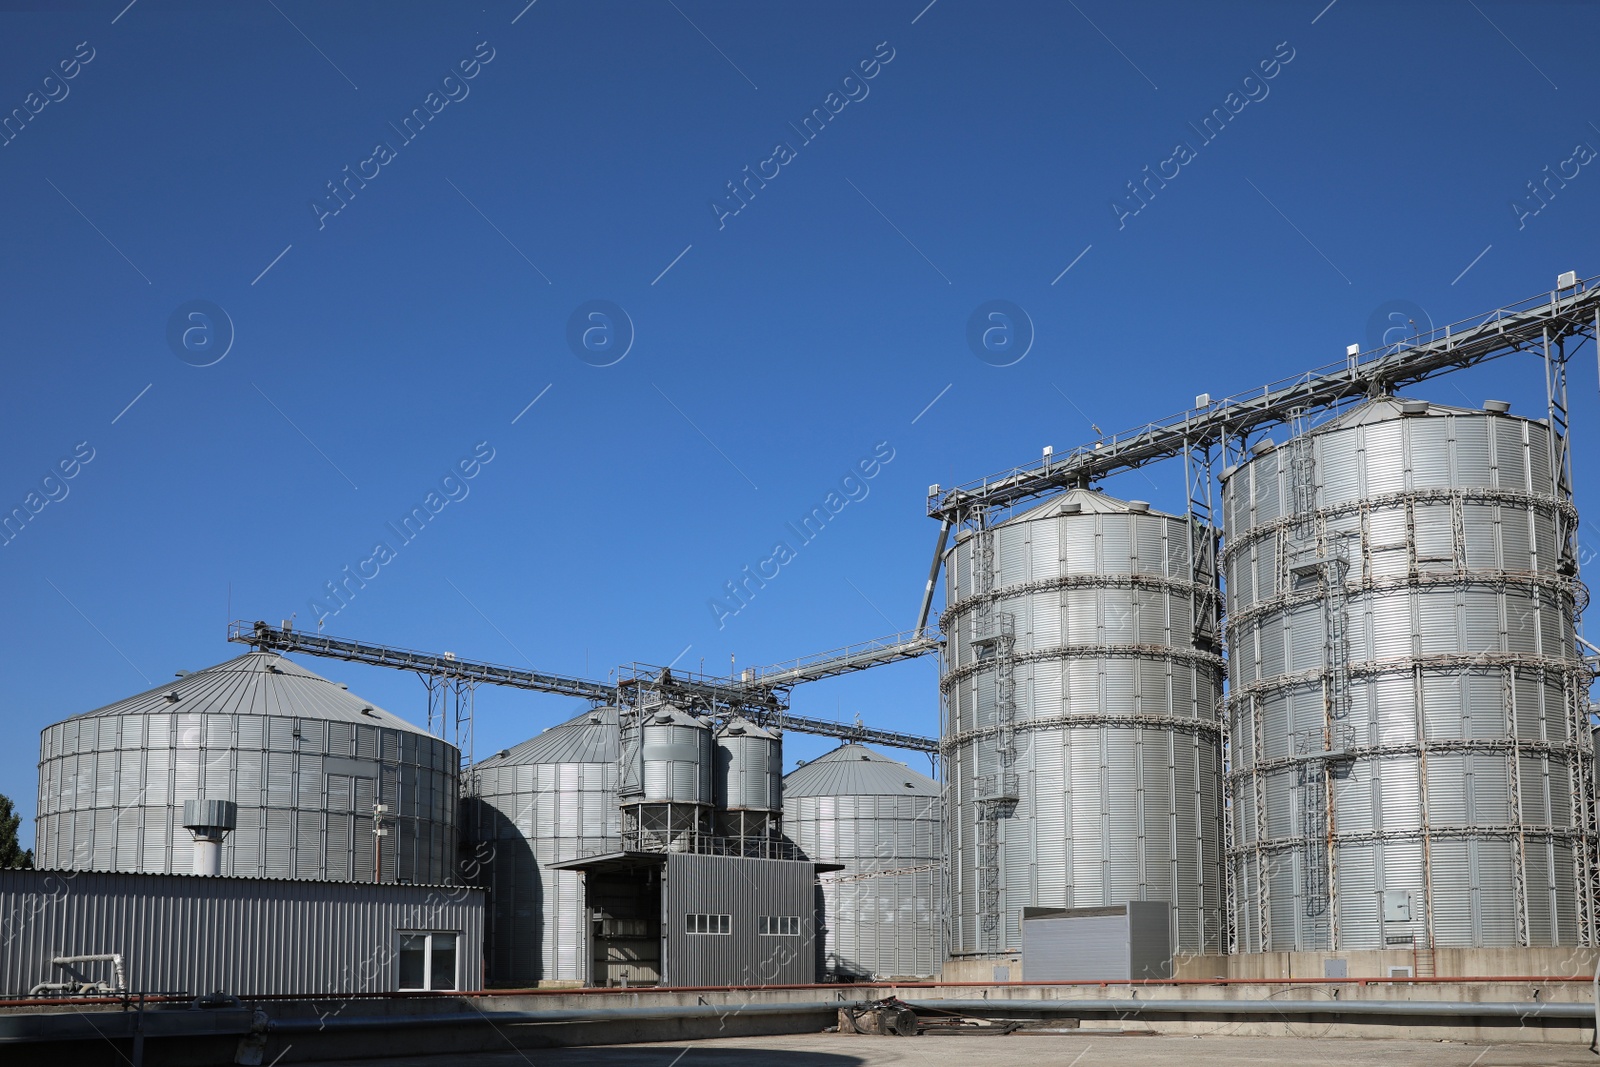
[553,852,819,987]
[35,652,460,884]
[0,868,483,997]
[1225,396,1591,952]
[463,707,620,986]
[783,744,941,980]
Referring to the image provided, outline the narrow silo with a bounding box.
[624,706,713,851]
[784,744,941,980]
[1225,396,1590,954]
[714,717,783,846]
[942,488,1226,961]
[35,651,459,883]
[464,707,619,986]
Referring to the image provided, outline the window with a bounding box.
[685,913,731,935]
[758,915,800,936]
[398,931,459,990]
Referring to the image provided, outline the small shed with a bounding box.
[1020,902,1172,981]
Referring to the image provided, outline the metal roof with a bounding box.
[63,650,431,736]
[782,743,939,798]
[476,706,619,767]
[1011,486,1175,523]
[716,715,777,741]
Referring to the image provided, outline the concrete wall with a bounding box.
[1173,947,1598,980]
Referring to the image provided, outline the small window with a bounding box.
[759,915,800,936]
[686,913,731,935]
[398,931,459,990]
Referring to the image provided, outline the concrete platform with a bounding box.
[295,1032,1600,1065]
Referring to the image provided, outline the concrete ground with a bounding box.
[298,1031,1600,1066]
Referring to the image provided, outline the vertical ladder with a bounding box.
[973,521,1018,955]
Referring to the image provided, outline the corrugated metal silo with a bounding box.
[1224,396,1590,953]
[942,487,1226,960]
[35,652,459,883]
[784,744,941,980]
[627,706,713,851]
[714,717,782,841]
[464,706,619,985]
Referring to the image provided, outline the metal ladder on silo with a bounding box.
[972,522,1019,956]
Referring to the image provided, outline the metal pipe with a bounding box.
[48,954,125,993]
[901,997,1594,1021]
[915,516,953,638]
[268,999,861,1034]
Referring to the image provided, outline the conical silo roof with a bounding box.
[783,743,937,797]
[1010,486,1173,523]
[64,650,428,735]
[476,706,619,767]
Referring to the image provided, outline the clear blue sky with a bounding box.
[4,1,1598,849]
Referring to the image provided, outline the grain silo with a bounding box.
[35,651,458,883]
[464,706,619,986]
[783,744,942,980]
[622,706,713,852]
[1224,396,1590,955]
[941,487,1226,961]
[714,717,783,845]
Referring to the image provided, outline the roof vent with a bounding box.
[1127,500,1150,513]
[164,692,180,703]
[1483,399,1511,414]
[1400,400,1429,415]
[174,671,193,678]
[338,683,349,690]
[499,749,510,759]
[360,707,377,717]
[1058,501,1082,514]
[1251,439,1277,455]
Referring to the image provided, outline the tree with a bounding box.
[0,793,34,869]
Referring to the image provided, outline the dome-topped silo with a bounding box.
[784,744,941,980]
[624,705,713,852]
[1224,396,1590,954]
[465,706,620,986]
[714,716,782,845]
[36,651,459,883]
[942,487,1226,960]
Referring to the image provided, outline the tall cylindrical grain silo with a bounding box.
[35,652,459,883]
[1224,396,1591,955]
[784,744,942,980]
[464,707,619,986]
[942,488,1226,961]
[714,717,783,845]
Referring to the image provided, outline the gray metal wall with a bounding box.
[942,492,1225,959]
[1020,902,1171,980]
[785,787,941,979]
[0,868,483,997]
[660,854,815,987]
[36,712,459,884]
[1224,400,1591,952]
[465,709,619,986]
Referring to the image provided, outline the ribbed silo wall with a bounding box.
[785,791,941,979]
[715,730,781,814]
[941,496,1226,958]
[640,716,713,805]
[469,755,618,985]
[35,713,458,883]
[1224,402,1590,952]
